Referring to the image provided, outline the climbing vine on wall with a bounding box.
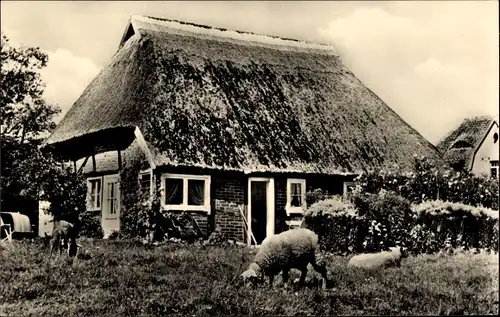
[119,160,161,239]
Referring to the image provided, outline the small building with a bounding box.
[41,15,442,243]
[437,115,499,178]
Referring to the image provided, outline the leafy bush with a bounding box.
[304,196,362,254]
[356,155,499,210]
[78,209,104,239]
[408,200,499,254]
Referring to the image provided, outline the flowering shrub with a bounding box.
[352,190,415,252]
[355,156,498,210]
[304,191,413,254]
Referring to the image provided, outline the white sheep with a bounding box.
[347,246,408,269]
[241,228,330,289]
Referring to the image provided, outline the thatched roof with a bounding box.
[436,115,497,170]
[43,14,442,175]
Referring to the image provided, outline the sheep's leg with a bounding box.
[297,267,307,288]
[49,238,56,258]
[268,274,275,289]
[311,261,329,289]
[50,235,60,258]
[282,269,290,286]
[60,237,66,256]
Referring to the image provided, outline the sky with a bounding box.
[1,0,498,145]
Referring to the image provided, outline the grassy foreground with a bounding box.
[0,239,498,316]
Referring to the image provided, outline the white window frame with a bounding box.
[343,181,356,196]
[160,173,211,214]
[87,176,103,211]
[139,169,153,199]
[491,160,499,179]
[286,178,306,215]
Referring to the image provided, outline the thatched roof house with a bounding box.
[42,15,442,242]
[437,115,498,176]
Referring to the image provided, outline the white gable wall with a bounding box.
[471,122,499,177]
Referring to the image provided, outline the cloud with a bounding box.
[317,6,498,144]
[39,48,101,122]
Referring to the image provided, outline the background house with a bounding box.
[437,115,499,178]
[41,15,443,243]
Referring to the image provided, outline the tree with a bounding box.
[1,33,58,206]
[0,33,87,222]
[1,33,60,144]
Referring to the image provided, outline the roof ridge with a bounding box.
[131,14,337,53]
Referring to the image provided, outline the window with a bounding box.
[343,181,356,195]
[106,181,118,215]
[491,160,499,179]
[286,179,306,214]
[139,172,151,197]
[160,174,211,213]
[87,177,102,211]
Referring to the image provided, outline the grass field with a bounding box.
[0,239,498,316]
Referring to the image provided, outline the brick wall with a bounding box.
[213,176,246,242]
[190,212,208,236]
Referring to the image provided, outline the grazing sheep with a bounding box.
[241,228,330,289]
[347,246,408,269]
[49,220,78,258]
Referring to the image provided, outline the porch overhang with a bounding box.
[41,127,136,161]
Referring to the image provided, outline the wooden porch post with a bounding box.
[77,156,90,175]
[73,160,77,174]
[117,150,122,170]
[92,153,96,172]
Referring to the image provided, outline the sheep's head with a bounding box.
[241,263,263,285]
[389,246,409,259]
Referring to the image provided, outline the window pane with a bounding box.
[140,174,151,196]
[291,195,301,207]
[290,183,302,207]
[291,183,301,196]
[492,168,498,179]
[89,180,101,209]
[165,178,183,205]
[96,181,101,208]
[188,179,205,206]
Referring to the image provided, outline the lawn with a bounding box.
[0,239,498,316]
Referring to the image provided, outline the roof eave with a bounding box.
[117,16,136,51]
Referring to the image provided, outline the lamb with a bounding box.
[241,228,330,289]
[347,246,408,269]
[49,220,78,258]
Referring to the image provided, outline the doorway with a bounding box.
[102,174,120,238]
[247,177,275,246]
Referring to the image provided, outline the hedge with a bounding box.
[304,191,499,255]
[356,155,499,210]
